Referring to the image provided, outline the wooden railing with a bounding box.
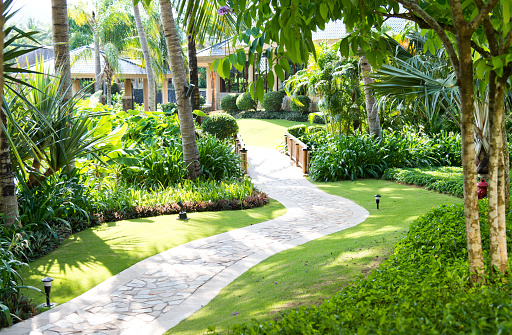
[235,133,248,174]
[284,132,310,174]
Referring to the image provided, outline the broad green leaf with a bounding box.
[319,3,328,20]
[222,58,231,79]
[193,110,207,117]
[256,78,264,101]
[217,58,225,78]
[229,53,238,65]
[475,60,486,79]
[279,57,290,73]
[237,49,246,65]
[251,27,259,36]
[267,71,275,90]
[339,38,349,57]
[504,1,511,27]
[274,63,285,81]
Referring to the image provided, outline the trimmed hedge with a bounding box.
[262,91,285,111]
[290,95,311,114]
[236,92,257,111]
[382,166,465,197]
[235,110,325,124]
[220,94,239,113]
[201,113,239,140]
[225,201,512,334]
[287,125,307,138]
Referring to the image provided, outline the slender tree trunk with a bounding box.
[502,115,510,209]
[457,30,485,283]
[105,63,113,106]
[188,20,200,111]
[159,0,202,179]
[0,2,19,227]
[51,0,72,103]
[94,22,101,92]
[359,54,380,138]
[133,2,157,111]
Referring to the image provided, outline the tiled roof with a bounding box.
[30,45,170,76]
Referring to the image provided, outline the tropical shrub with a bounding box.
[383,166,465,197]
[220,94,239,113]
[236,92,257,111]
[198,136,243,180]
[309,131,460,182]
[290,95,311,114]
[287,125,307,138]
[226,201,512,334]
[159,102,177,114]
[306,125,326,134]
[262,91,285,111]
[201,113,239,140]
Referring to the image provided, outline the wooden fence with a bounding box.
[235,133,248,174]
[284,132,310,174]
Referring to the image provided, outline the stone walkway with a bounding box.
[1,147,368,335]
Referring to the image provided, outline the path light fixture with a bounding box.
[185,84,195,98]
[374,194,381,209]
[177,201,189,221]
[41,277,56,308]
[477,179,489,199]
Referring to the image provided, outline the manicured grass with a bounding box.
[237,119,310,148]
[21,200,286,305]
[168,179,462,335]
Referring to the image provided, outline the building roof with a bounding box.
[30,45,170,78]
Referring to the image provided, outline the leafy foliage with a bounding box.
[201,113,239,140]
[198,137,243,180]
[236,110,325,123]
[224,201,512,334]
[382,166,465,197]
[262,91,285,111]
[287,125,307,138]
[309,131,461,182]
[220,94,239,113]
[236,92,257,111]
[290,95,311,114]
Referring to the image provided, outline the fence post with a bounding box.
[302,148,309,174]
[241,148,248,173]
[295,143,300,167]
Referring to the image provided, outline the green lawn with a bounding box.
[237,119,310,148]
[21,200,286,305]
[168,179,462,335]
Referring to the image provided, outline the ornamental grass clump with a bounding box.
[226,201,512,334]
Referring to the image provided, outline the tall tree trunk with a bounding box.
[51,0,72,103]
[133,2,156,111]
[359,54,380,138]
[457,30,485,283]
[159,0,202,179]
[0,1,19,227]
[94,20,101,93]
[105,63,113,106]
[188,20,200,111]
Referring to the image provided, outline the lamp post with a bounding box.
[41,277,55,308]
[177,201,189,221]
[374,194,381,209]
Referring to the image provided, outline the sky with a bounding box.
[11,0,84,25]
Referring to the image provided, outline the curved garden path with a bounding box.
[1,147,368,335]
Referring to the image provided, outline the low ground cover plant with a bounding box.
[224,200,512,334]
[383,166,465,197]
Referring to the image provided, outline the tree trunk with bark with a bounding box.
[52,0,73,103]
[188,20,201,112]
[0,1,19,227]
[133,2,157,111]
[359,54,381,138]
[159,0,202,179]
[457,28,485,283]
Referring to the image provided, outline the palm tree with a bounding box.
[133,1,156,111]
[51,0,73,103]
[159,0,201,179]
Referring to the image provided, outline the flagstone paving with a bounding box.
[1,147,368,335]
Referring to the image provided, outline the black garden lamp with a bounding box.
[374,194,381,209]
[177,201,189,221]
[41,277,56,308]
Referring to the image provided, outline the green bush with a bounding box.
[235,110,325,124]
[309,131,460,182]
[306,125,325,134]
[201,113,239,140]
[262,91,285,111]
[225,201,512,335]
[287,124,307,138]
[159,102,177,114]
[382,166,465,197]
[220,94,239,113]
[198,136,243,180]
[236,92,257,111]
[290,95,311,114]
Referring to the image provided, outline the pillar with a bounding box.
[143,78,149,111]
[162,78,169,104]
[122,79,133,111]
[72,79,81,95]
[214,71,221,110]
[206,65,213,105]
